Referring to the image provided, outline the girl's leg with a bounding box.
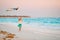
[19,28,21,31]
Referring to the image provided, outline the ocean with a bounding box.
[0,17,60,24]
[0,17,60,29]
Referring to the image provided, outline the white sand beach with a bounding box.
[0,23,60,40]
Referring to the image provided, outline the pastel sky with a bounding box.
[0,0,60,17]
